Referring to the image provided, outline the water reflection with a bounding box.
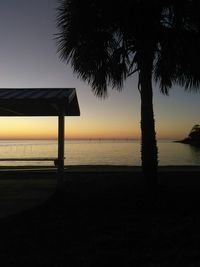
[0,140,200,166]
[188,145,200,165]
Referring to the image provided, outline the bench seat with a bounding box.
[0,158,57,161]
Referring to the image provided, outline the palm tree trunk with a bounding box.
[139,53,158,189]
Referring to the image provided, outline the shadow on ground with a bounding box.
[0,171,200,266]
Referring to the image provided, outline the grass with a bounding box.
[0,171,56,218]
[0,167,200,266]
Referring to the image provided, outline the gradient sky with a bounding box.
[0,0,199,140]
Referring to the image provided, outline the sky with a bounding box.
[0,0,199,140]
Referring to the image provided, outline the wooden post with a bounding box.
[57,104,65,189]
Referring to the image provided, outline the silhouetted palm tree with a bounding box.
[56,0,200,188]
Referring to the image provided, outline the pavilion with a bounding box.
[0,88,80,188]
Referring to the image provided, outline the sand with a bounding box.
[0,166,200,266]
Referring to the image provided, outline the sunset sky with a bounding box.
[0,0,200,140]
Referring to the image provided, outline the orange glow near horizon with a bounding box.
[0,116,138,140]
[0,117,57,140]
[0,116,188,141]
[0,98,195,142]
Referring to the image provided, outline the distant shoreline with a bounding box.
[173,139,200,147]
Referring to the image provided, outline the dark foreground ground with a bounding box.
[0,167,200,266]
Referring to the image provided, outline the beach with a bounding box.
[0,166,200,266]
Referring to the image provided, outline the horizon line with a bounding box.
[0,137,177,141]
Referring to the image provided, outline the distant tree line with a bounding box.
[178,124,200,146]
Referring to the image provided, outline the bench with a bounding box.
[0,157,59,167]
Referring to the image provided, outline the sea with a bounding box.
[0,139,200,167]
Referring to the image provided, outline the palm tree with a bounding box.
[56,0,200,188]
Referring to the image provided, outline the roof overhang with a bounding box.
[0,88,80,116]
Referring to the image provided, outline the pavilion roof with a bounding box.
[0,88,80,116]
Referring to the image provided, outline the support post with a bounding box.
[57,104,65,189]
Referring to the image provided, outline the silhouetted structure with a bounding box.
[0,88,80,188]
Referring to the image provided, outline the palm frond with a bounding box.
[56,0,200,98]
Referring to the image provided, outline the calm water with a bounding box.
[0,140,200,166]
